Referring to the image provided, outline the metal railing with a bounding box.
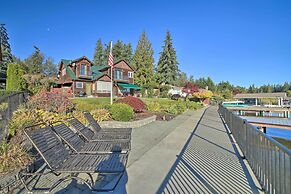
[218,105,291,194]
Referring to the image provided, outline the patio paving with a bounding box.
[14,107,262,194]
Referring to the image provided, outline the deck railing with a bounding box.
[218,105,291,194]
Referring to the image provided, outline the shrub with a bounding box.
[109,103,134,121]
[8,107,42,136]
[146,101,161,112]
[0,103,8,111]
[185,101,203,110]
[27,91,74,114]
[8,108,68,136]
[116,96,146,112]
[6,63,26,92]
[175,102,187,114]
[0,142,32,174]
[90,109,111,122]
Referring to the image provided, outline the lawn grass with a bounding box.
[71,97,111,105]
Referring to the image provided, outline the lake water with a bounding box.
[266,127,291,140]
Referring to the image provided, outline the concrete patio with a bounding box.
[15,107,262,194]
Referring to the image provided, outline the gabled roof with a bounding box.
[92,64,110,71]
[113,59,135,71]
[66,67,76,79]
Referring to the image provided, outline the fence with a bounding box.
[0,92,27,140]
[218,105,291,194]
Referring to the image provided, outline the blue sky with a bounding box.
[1,0,291,87]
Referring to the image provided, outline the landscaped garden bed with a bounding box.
[0,91,203,191]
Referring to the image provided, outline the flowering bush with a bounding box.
[116,96,146,112]
[27,91,74,114]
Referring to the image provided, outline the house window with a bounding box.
[114,69,123,80]
[128,71,133,78]
[97,81,111,93]
[62,68,66,76]
[76,82,83,89]
[80,64,87,76]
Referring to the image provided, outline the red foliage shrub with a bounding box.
[116,96,146,112]
[182,82,199,94]
[27,91,75,114]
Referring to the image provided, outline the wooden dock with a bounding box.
[227,106,290,112]
[241,116,291,130]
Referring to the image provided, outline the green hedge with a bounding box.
[145,98,203,115]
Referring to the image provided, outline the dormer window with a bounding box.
[80,64,87,76]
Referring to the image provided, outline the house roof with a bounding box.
[66,67,76,79]
[234,92,287,99]
[113,59,135,71]
[92,64,110,71]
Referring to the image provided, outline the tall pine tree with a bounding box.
[102,42,111,65]
[122,43,133,64]
[132,31,155,88]
[93,38,103,65]
[112,40,124,62]
[25,46,44,74]
[156,31,179,85]
[0,24,13,73]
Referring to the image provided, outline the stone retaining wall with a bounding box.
[99,115,157,128]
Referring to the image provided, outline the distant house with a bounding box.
[54,56,140,97]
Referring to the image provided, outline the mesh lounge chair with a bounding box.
[52,122,130,153]
[84,112,132,134]
[19,125,128,192]
[68,118,131,142]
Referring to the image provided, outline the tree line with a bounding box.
[93,31,180,95]
[1,24,290,98]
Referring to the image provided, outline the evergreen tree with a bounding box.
[122,43,133,63]
[102,42,111,65]
[93,38,103,65]
[6,63,25,91]
[206,77,216,92]
[112,40,124,62]
[43,57,57,77]
[156,31,179,85]
[175,72,188,87]
[189,75,195,84]
[132,31,155,88]
[25,46,44,74]
[0,24,13,73]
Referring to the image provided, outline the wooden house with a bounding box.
[55,56,140,97]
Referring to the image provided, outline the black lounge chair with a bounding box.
[84,112,132,134]
[52,122,130,153]
[67,117,131,142]
[19,125,128,192]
